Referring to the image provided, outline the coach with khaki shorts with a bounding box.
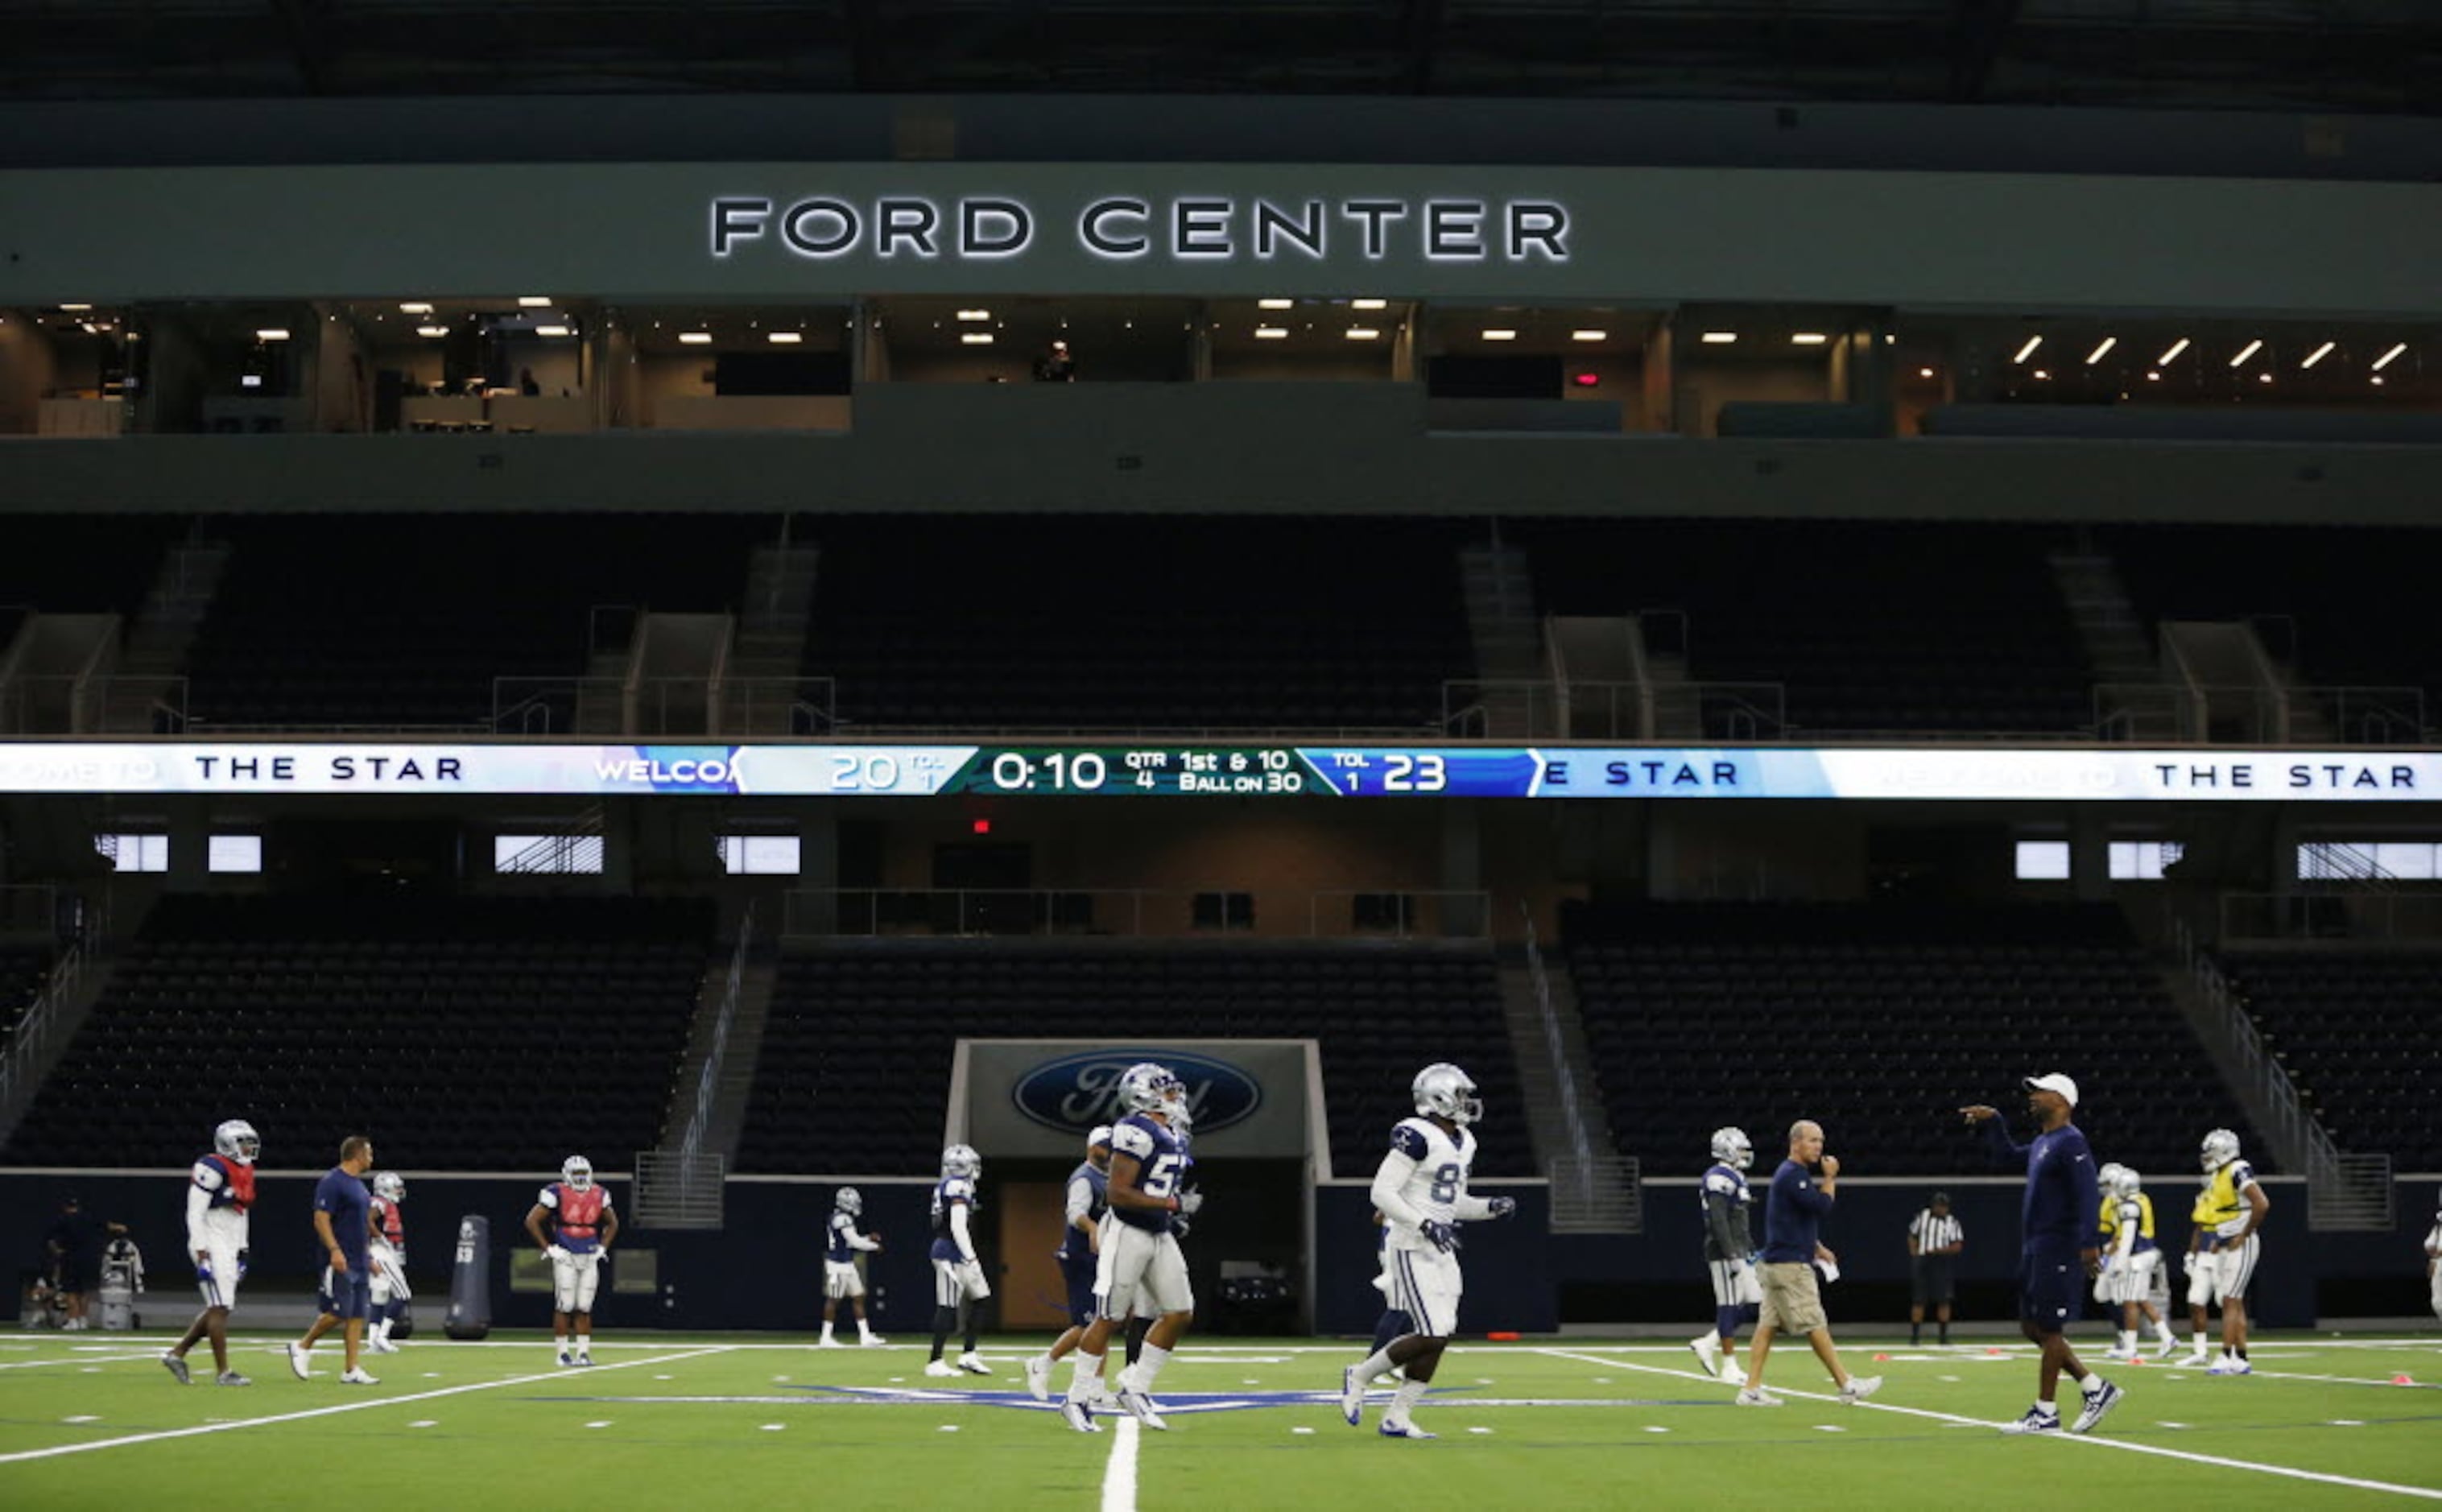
[1737,1121,1881,1407]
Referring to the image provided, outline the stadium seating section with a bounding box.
[2107,525,2442,729]
[2,895,712,1170]
[805,517,1473,729]
[1526,521,2093,734]
[2217,950,2442,1168]
[1564,900,2266,1176]
[738,942,1530,1176]
[183,514,771,728]
[0,514,187,619]
[0,944,51,1049]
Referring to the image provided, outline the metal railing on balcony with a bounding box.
[1440,678,1785,742]
[2219,890,2442,944]
[781,886,1491,941]
[492,675,837,737]
[0,674,190,735]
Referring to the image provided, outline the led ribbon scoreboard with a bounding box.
[0,742,2429,799]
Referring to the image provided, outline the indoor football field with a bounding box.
[2,1329,2437,1508]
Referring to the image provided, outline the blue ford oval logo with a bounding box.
[1012,1050,1263,1137]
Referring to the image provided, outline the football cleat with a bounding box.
[859,1332,888,1347]
[216,1371,252,1386]
[818,1335,846,1349]
[957,1352,992,1376]
[1341,1365,1366,1426]
[556,1351,576,1368]
[1689,1332,1724,1378]
[1378,1420,1438,1440]
[339,1367,379,1385]
[368,1336,400,1355]
[572,1353,593,1368]
[2205,1356,2252,1376]
[1839,1375,1883,1404]
[1733,1387,1783,1407]
[2072,1379,2124,1434]
[2000,1408,2063,1435]
[1117,1385,1168,1430]
[923,1359,960,1378]
[1059,1400,1100,1433]
[286,1342,312,1380]
[161,1353,192,1385]
[2155,1336,2181,1358]
[2177,1351,2213,1369]
[1025,1355,1053,1403]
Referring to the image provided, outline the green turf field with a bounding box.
[2,1330,2437,1509]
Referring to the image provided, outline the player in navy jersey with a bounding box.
[1965,1073,2122,1435]
[525,1154,618,1366]
[1337,1064,1519,1440]
[1058,1064,1203,1433]
[926,1144,993,1378]
[819,1187,885,1347]
[1027,1126,1115,1403]
[160,1118,258,1386]
[1690,1126,1760,1380]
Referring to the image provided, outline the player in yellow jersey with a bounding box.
[2183,1128,2270,1374]
[2099,1169,2178,1359]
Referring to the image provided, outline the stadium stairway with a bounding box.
[1498,936,1639,1232]
[0,890,151,1151]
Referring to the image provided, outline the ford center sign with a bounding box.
[1012,1049,1264,1138]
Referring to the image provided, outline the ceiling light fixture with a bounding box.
[1351,299,1388,311]
[1700,331,1737,344]
[1791,332,1828,345]
[535,324,572,337]
[2372,341,2407,371]
[956,308,991,321]
[2085,337,2117,365]
[2301,341,2335,370]
[2012,335,2044,364]
[2157,337,2191,365]
[399,302,434,315]
[1258,299,1295,310]
[1481,328,1519,341]
[1571,329,1607,342]
[1345,327,1381,341]
[518,296,553,308]
[679,333,713,345]
[2228,338,2264,369]
[1254,327,1289,340]
[415,325,448,338]
[958,333,992,345]
[254,328,291,341]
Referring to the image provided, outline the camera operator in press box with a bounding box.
[97,1225,144,1331]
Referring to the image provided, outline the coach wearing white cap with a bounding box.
[1961,1074,2123,1436]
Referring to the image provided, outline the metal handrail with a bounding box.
[0,889,107,1118]
[2172,915,2339,1184]
[1519,903,1593,1196]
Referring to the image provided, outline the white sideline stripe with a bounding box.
[1101,1415,1141,1512]
[2243,1367,2436,1390]
[0,1353,163,1370]
[0,1347,730,1464]
[1540,1349,2442,1502]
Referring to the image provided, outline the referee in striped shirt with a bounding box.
[1907,1192,1964,1345]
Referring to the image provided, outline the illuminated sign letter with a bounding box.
[711,198,772,257]
[877,199,940,257]
[1174,199,1233,257]
[961,199,1031,256]
[1425,200,1487,259]
[781,199,859,257]
[1508,202,1568,261]
[1341,200,1408,259]
[1081,197,1151,257]
[1253,199,1325,259]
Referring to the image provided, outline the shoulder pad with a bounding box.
[538,1184,560,1207]
[1113,1122,1157,1158]
[1390,1122,1430,1160]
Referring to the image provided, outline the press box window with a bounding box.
[96,834,167,873]
[494,835,605,874]
[717,836,802,875]
[208,835,264,874]
[2108,841,2183,881]
[2013,841,2071,882]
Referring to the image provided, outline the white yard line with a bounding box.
[1539,1348,2442,1502]
[2239,1366,2437,1390]
[1100,1416,1141,1512]
[0,1347,731,1464]
[0,1353,163,1371]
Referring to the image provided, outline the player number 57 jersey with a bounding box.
[1378,1116,1479,1252]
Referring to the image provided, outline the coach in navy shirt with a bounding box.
[287,1135,380,1386]
[1734,1120,1880,1407]
[1964,1074,2122,1436]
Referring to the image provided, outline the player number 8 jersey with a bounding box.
[1381,1116,1477,1251]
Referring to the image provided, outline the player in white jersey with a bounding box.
[2423,1186,2441,1324]
[366,1171,411,1353]
[1057,1064,1201,1433]
[160,1119,259,1386]
[1337,1064,1518,1440]
[820,1187,885,1347]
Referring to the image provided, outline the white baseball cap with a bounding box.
[2023,1072,2080,1108]
[1087,1125,1114,1150]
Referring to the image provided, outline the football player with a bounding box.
[524,1155,618,1367]
[160,1118,258,1386]
[1058,1063,1202,1433]
[2423,1184,2441,1324]
[819,1187,885,1348]
[926,1144,993,1378]
[1691,1126,1759,1379]
[1338,1063,1518,1440]
[2192,1128,2270,1375]
[366,1171,410,1354]
[2100,1168,2178,1359]
[1027,1126,1115,1403]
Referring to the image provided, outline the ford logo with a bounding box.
[1012,1050,1262,1138]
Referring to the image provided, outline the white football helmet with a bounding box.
[835,1186,862,1217]
[941,1143,982,1179]
[1117,1062,1186,1118]
[373,1171,406,1203]
[213,1119,261,1166]
[2113,1167,2142,1200]
[562,1155,595,1191]
[1709,1126,1754,1171]
[1412,1062,1482,1126]
[2200,1129,2241,1173]
[2097,1162,2127,1195]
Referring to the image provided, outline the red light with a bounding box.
[971,818,992,835]
[1572,371,1601,388]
